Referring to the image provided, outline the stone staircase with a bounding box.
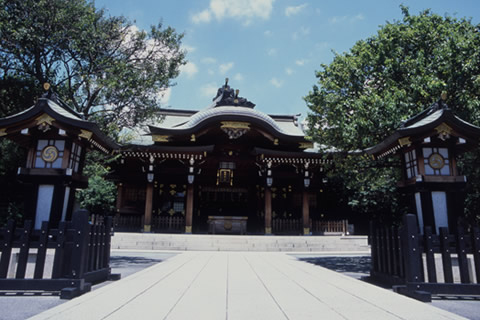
[111,233,370,252]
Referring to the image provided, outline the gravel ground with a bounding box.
[296,254,480,320]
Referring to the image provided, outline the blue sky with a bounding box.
[95,0,480,118]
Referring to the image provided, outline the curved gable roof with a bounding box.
[149,105,304,139]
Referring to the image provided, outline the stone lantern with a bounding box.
[0,88,117,228]
[367,98,480,233]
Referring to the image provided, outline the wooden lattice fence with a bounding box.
[369,214,480,301]
[0,210,119,299]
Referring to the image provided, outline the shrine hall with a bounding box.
[113,80,337,235]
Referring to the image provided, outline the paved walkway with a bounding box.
[30,252,465,320]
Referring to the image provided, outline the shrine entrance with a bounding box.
[194,186,262,233]
[192,152,264,233]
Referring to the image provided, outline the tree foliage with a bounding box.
[0,0,186,220]
[76,152,117,215]
[0,0,186,128]
[305,7,480,221]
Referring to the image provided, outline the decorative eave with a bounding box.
[254,147,331,165]
[119,145,215,160]
[367,107,480,159]
[0,96,118,153]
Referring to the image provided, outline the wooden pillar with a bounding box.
[143,182,153,232]
[185,184,194,233]
[115,183,123,215]
[302,190,310,235]
[265,188,272,235]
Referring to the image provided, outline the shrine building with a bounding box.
[113,80,334,235]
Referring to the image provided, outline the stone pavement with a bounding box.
[30,252,465,320]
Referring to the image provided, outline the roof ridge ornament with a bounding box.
[401,92,450,128]
[212,78,255,108]
[40,82,84,119]
[41,82,59,102]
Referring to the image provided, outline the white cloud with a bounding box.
[264,30,273,36]
[285,68,294,75]
[181,44,196,53]
[285,3,307,17]
[121,25,177,61]
[292,26,310,40]
[208,69,215,75]
[329,13,365,24]
[158,87,171,105]
[270,77,283,88]
[267,48,277,56]
[352,13,365,22]
[219,62,234,74]
[295,59,307,66]
[192,0,275,25]
[180,61,198,78]
[329,15,347,24]
[233,73,244,81]
[192,9,212,24]
[315,42,329,50]
[202,57,217,64]
[201,82,220,98]
[300,26,310,35]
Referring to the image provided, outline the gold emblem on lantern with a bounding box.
[428,153,445,169]
[41,146,59,163]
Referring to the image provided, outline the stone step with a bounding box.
[111,233,370,252]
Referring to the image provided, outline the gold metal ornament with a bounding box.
[428,153,445,169]
[41,146,59,163]
[398,136,412,147]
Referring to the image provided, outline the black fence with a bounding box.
[369,214,480,301]
[114,215,185,233]
[311,219,349,235]
[0,210,119,299]
[152,216,185,233]
[272,218,302,235]
[114,214,143,232]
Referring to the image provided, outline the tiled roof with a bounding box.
[154,105,304,136]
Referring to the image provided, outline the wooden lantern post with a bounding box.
[0,87,117,228]
[367,98,480,233]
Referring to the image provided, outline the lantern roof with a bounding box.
[366,100,480,159]
[0,90,118,153]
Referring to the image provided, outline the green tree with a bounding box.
[76,152,117,215]
[305,6,480,221]
[0,0,186,128]
[0,0,186,220]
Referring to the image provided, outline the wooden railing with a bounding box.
[311,219,349,235]
[0,210,119,299]
[369,214,480,301]
[272,219,302,235]
[113,214,143,232]
[152,216,185,233]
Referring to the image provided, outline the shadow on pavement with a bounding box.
[110,256,163,267]
[299,256,371,275]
